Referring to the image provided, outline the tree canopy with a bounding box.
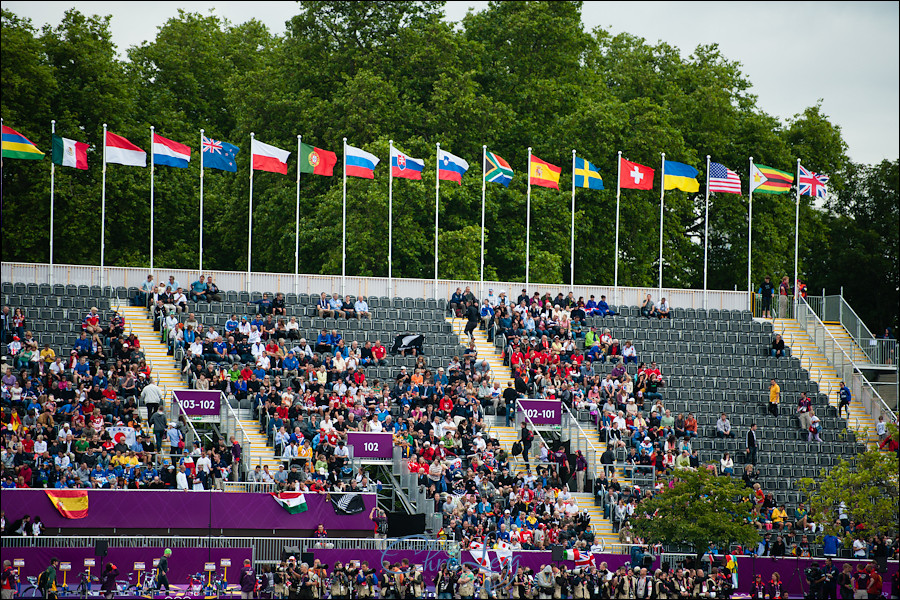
[1,2,897,329]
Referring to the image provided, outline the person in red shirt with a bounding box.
[372,341,386,365]
[510,348,525,367]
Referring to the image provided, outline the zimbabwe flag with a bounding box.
[46,490,89,519]
[751,164,793,194]
[300,142,337,176]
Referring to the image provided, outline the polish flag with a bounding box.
[105,131,146,167]
[251,138,290,174]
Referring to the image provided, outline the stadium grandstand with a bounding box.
[1,262,897,598]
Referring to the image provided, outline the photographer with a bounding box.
[806,563,826,600]
[329,561,351,599]
[353,561,375,599]
[434,564,456,600]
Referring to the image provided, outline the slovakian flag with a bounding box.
[52,135,89,170]
[152,133,191,168]
[271,491,308,514]
[300,142,337,176]
[46,489,89,519]
[345,144,379,179]
[390,146,424,180]
[105,131,146,167]
[529,154,561,189]
[437,148,469,184]
[252,138,290,174]
[619,157,654,190]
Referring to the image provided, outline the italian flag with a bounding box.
[52,135,89,169]
[564,549,594,567]
[272,492,308,514]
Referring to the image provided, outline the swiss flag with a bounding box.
[619,158,654,190]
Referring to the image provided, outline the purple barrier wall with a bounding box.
[0,489,376,532]
[3,547,251,583]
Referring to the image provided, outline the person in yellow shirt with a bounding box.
[771,504,792,531]
[41,343,56,365]
[768,378,780,417]
[298,440,314,465]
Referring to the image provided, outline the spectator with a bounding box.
[745,423,758,465]
[838,381,851,420]
[354,296,372,319]
[248,293,274,316]
[797,392,812,432]
[328,294,346,319]
[720,452,734,475]
[316,292,334,318]
[657,297,671,319]
[716,413,734,438]
[139,274,156,307]
[771,334,786,358]
[768,379,780,417]
[189,275,207,302]
[205,277,222,302]
[341,295,356,320]
[778,276,790,318]
[759,275,774,319]
[640,294,658,318]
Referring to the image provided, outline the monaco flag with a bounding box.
[105,131,146,167]
[619,158,654,190]
[251,138,290,174]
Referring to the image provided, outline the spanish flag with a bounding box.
[529,155,561,189]
[46,490,89,519]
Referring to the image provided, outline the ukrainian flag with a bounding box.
[2,124,45,160]
[663,160,699,192]
[574,156,604,190]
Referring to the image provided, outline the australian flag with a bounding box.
[331,493,366,515]
[202,135,240,172]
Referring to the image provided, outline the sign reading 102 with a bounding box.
[524,409,557,420]
[363,442,381,452]
[180,398,217,410]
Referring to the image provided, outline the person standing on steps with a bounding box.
[503,381,519,427]
[759,275,774,319]
[520,421,534,466]
[464,301,479,342]
[838,382,851,420]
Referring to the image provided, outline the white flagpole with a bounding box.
[658,152,666,295]
[525,146,532,287]
[50,120,56,286]
[199,129,204,273]
[793,158,801,311]
[703,154,711,310]
[570,149,576,288]
[388,139,394,299]
[150,125,155,272]
[748,156,754,309]
[247,132,254,293]
[479,145,487,299]
[434,142,440,300]
[295,135,302,296]
[614,151,622,307]
[341,137,347,296]
[101,124,108,291]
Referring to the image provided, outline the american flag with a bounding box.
[708,162,742,194]
[798,164,828,198]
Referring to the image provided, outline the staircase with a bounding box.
[822,322,877,368]
[235,407,282,473]
[448,317,512,386]
[777,319,880,445]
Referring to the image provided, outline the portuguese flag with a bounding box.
[300,142,337,176]
[46,490,89,519]
[272,492,309,514]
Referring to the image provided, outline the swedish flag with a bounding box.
[574,157,604,190]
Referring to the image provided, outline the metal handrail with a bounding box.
[173,390,202,448]
[223,392,254,475]
[514,399,552,464]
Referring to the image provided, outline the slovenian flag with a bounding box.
[52,135,89,170]
[345,144,379,179]
[438,149,469,184]
[271,491,308,514]
[252,138,290,174]
[153,133,191,168]
[390,146,425,180]
[106,131,146,167]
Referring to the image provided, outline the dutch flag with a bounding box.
[152,133,191,168]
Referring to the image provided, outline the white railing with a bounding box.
[221,393,254,475]
[3,261,749,310]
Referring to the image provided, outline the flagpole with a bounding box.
[703,154,711,310]
[199,129,204,273]
[479,145,486,299]
[434,142,440,301]
[150,125,155,272]
[388,139,394,299]
[658,152,666,295]
[247,132,254,293]
[793,157,801,313]
[525,146,532,287]
[614,151,622,307]
[747,156,753,309]
[295,134,302,296]
[570,149,576,288]
[101,123,108,291]
[341,137,347,297]
[50,120,56,286]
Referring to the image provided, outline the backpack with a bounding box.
[511,442,523,456]
[38,569,51,591]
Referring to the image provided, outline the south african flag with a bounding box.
[485,150,514,187]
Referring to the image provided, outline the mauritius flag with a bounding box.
[2,125,44,160]
[485,150,513,187]
[272,491,308,514]
[300,142,337,176]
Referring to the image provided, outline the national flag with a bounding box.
[300,142,337,176]
[494,541,513,566]
[1,125,44,160]
[345,144,379,179]
[750,164,792,194]
[619,158,654,190]
[798,164,828,198]
[330,492,366,514]
[529,154,561,189]
[564,549,594,567]
[108,426,136,448]
[708,162,742,194]
[390,146,425,180]
[46,490,89,519]
[271,491,308,514]
[574,156,604,190]
[201,135,240,172]
[663,161,700,192]
[51,135,88,170]
[485,151,513,187]
[105,131,146,167]
[152,133,191,168]
[438,149,469,184]
[467,542,489,569]
[251,138,290,174]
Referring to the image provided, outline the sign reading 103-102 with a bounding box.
[517,400,562,426]
[174,390,221,421]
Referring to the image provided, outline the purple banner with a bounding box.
[348,432,394,459]
[517,399,562,426]
[174,389,221,417]
[0,489,376,533]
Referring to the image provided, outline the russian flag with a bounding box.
[345,144,379,179]
[438,149,469,184]
[390,146,425,180]
[152,133,191,168]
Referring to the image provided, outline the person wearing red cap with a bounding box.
[100,563,119,599]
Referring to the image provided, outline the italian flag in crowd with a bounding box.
[272,492,308,514]
[564,549,594,567]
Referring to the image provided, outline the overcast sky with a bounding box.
[6,1,898,164]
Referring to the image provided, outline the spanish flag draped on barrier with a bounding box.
[46,489,89,519]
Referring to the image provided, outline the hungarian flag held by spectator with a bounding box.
[272,492,308,514]
[46,490,89,519]
[300,142,337,176]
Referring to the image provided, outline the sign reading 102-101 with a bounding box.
[174,390,221,421]
[517,400,562,426]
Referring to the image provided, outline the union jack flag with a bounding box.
[798,164,828,198]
